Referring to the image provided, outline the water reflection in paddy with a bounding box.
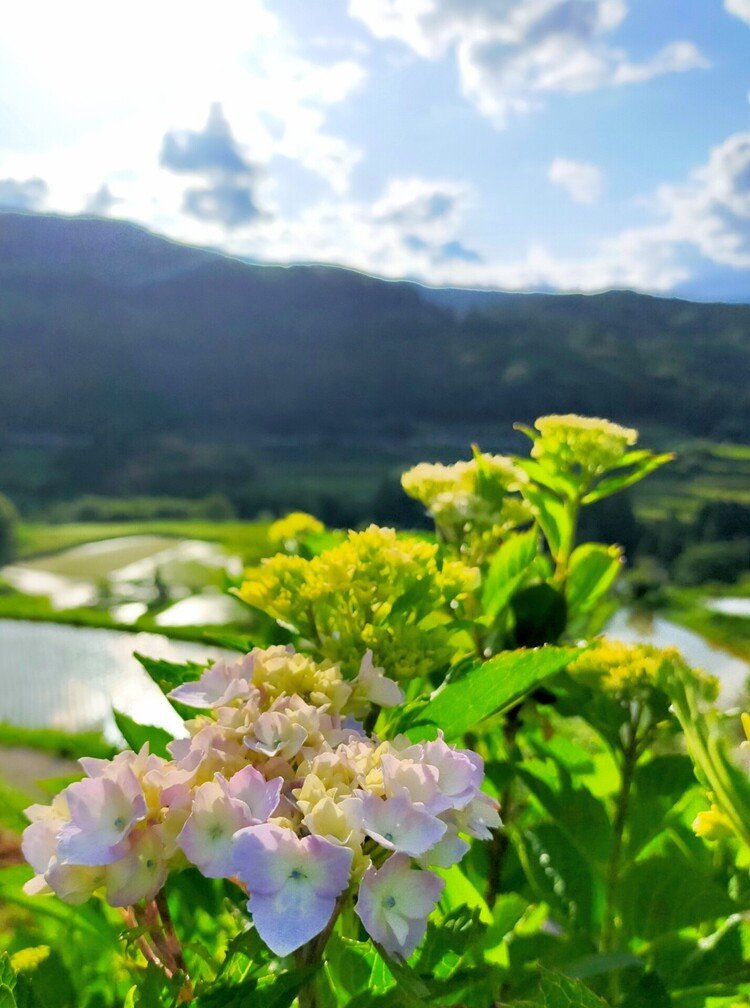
[0,619,230,739]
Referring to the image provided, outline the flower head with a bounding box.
[239,526,477,679]
[528,414,637,478]
[22,643,497,964]
[268,511,325,553]
[401,453,531,564]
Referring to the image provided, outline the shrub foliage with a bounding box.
[3,415,750,1008]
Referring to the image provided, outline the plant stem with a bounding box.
[553,491,584,586]
[154,890,193,1001]
[601,710,643,1003]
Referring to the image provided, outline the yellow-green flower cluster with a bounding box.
[569,639,718,703]
[530,414,637,478]
[401,452,531,564]
[238,525,478,680]
[268,511,325,552]
[249,645,352,712]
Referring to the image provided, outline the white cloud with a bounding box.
[210,130,750,296]
[725,0,750,25]
[548,158,603,203]
[0,0,365,218]
[348,0,707,127]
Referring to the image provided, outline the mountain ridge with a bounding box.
[5,209,748,307]
[1,211,749,455]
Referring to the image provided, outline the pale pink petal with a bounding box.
[355,791,446,857]
[355,854,444,958]
[223,765,282,822]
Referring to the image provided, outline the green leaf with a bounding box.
[201,631,254,652]
[197,968,316,1008]
[526,970,609,1007]
[481,529,538,621]
[511,824,597,932]
[565,951,643,981]
[135,652,207,695]
[517,483,572,561]
[408,646,581,739]
[10,949,75,1008]
[0,957,14,991]
[517,758,613,867]
[325,934,377,1006]
[374,948,430,1006]
[112,710,172,758]
[620,846,735,941]
[416,907,486,972]
[0,722,115,761]
[582,452,673,504]
[513,457,580,501]
[437,866,492,925]
[0,986,15,1008]
[565,543,622,619]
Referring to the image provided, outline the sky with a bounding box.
[1,0,750,298]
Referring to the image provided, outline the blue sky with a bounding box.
[1,0,749,297]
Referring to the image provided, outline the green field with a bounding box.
[16,519,272,564]
[633,439,750,520]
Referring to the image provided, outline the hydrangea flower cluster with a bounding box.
[401,451,531,564]
[22,646,499,961]
[237,525,479,679]
[569,639,718,703]
[522,414,638,479]
[268,511,325,553]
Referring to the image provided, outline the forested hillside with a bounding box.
[1,211,749,516]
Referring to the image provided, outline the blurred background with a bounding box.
[1,0,750,755]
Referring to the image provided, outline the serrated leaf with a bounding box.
[196,968,316,1008]
[112,710,173,758]
[135,652,207,694]
[407,646,581,739]
[529,970,609,1007]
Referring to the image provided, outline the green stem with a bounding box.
[601,711,645,1003]
[553,490,584,586]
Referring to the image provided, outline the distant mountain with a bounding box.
[2,211,750,455]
